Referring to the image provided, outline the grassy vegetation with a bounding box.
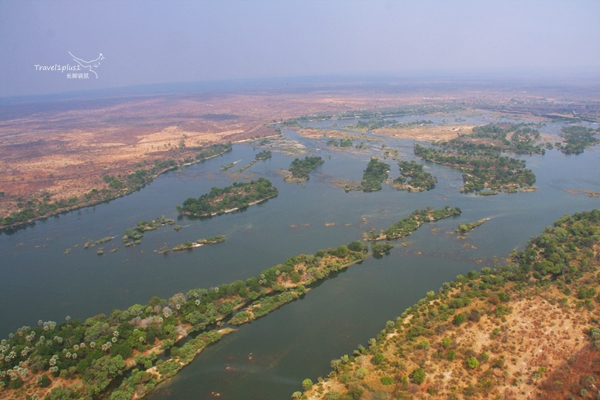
[288,156,324,180]
[361,158,390,192]
[300,209,600,400]
[393,161,437,192]
[177,178,278,217]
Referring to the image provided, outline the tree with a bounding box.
[453,313,466,326]
[301,378,313,391]
[466,357,480,369]
[335,245,348,258]
[411,368,427,384]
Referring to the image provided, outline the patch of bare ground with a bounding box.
[373,124,475,142]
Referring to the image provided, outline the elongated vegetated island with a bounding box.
[0,240,371,399]
[360,158,390,192]
[364,206,462,241]
[456,218,489,234]
[299,209,600,400]
[176,178,278,217]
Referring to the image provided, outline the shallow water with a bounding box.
[1,114,599,399]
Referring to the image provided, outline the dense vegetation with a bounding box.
[558,125,600,155]
[195,142,232,162]
[361,158,390,192]
[345,119,433,131]
[393,161,437,192]
[0,240,370,399]
[288,156,324,180]
[414,143,536,194]
[301,209,600,400]
[281,104,462,126]
[0,143,232,229]
[177,178,278,217]
[456,123,545,155]
[327,138,354,148]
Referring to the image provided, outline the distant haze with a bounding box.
[1,0,599,97]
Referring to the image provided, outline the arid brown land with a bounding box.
[1,83,599,226]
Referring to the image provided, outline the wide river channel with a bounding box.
[1,114,599,399]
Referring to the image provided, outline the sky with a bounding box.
[1,0,599,97]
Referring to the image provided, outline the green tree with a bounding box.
[301,378,313,391]
[453,313,466,326]
[466,357,480,369]
[411,368,427,384]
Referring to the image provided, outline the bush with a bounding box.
[453,313,466,326]
[8,377,23,389]
[373,352,385,365]
[38,374,52,387]
[411,368,427,384]
[466,356,480,369]
[301,378,313,391]
[447,349,456,361]
[381,376,394,385]
[324,392,342,400]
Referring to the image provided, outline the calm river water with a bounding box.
[1,115,599,399]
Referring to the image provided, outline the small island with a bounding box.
[456,218,489,234]
[123,216,175,246]
[236,150,273,172]
[360,158,390,192]
[392,160,437,192]
[365,206,462,241]
[285,156,324,182]
[172,235,226,251]
[558,125,600,155]
[177,178,278,217]
[414,143,536,194]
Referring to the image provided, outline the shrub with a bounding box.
[453,313,466,326]
[381,376,394,385]
[411,368,427,384]
[373,352,385,365]
[301,378,313,391]
[38,374,52,388]
[447,349,456,361]
[466,357,480,369]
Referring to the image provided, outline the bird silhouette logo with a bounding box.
[68,52,104,78]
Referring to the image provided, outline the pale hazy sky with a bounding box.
[1,0,599,97]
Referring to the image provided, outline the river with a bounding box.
[1,113,599,399]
